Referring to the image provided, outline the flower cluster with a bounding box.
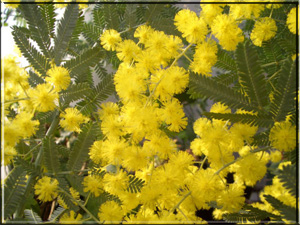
[2,2,297,224]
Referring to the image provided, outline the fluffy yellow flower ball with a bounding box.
[28,83,59,112]
[46,66,70,91]
[269,121,296,152]
[98,201,123,223]
[100,29,122,51]
[250,17,277,47]
[286,8,297,34]
[60,108,89,133]
[34,176,59,202]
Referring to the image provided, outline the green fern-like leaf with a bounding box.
[214,47,237,73]
[277,164,296,197]
[57,177,80,212]
[270,58,296,121]
[14,157,37,176]
[67,122,98,172]
[28,70,45,87]
[82,22,102,45]
[64,45,104,81]
[252,131,270,147]
[15,140,30,155]
[4,166,27,219]
[90,167,106,178]
[12,26,50,76]
[212,73,238,86]
[19,4,52,59]
[102,4,122,30]
[93,6,106,29]
[77,74,115,115]
[264,195,296,222]
[277,35,296,56]
[261,38,284,76]
[127,175,145,193]
[48,206,66,222]
[60,82,92,107]
[66,174,85,196]
[54,4,79,65]
[43,135,61,174]
[235,40,269,109]
[24,209,42,223]
[189,72,257,111]
[40,4,56,39]
[68,11,84,51]
[124,4,138,31]
[223,204,281,223]
[203,112,274,128]
[283,149,297,165]
[94,61,109,81]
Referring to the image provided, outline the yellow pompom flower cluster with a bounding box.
[211,14,244,51]
[45,65,71,91]
[286,8,297,34]
[174,9,208,44]
[60,108,89,133]
[250,17,277,47]
[60,211,82,224]
[89,4,296,221]
[229,3,264,20]
[190,40,218,76]
[200,0,224,26]
[34,176,59,202]
[100,29,122,51]
[269,120,296,152]
[28,83,59,112]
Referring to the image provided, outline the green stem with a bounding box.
[144,43,193,107]
[268,69,281,81]
[18,81,29,98]
[183,53,192,63]
[119,22,146,34]
[84,192,91,207]
[58,187,101,224]
[4,97,29,104]
[177,207,188,221]
[44,208,67,224]
[44,169,90,176]
[15,110,60,218]
[214,146,271,176]
[200,155,207,170]
[169,191,191,215]
[23,142,42,158]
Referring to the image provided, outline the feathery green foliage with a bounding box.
[235,40,269,109]
[270,59,296,121]
[127,175,145,193]
[4,166,27,219]
[277,164,296,197]
[264,195,296,222]
[64,45,104,81]
[214,47,237,73]
[12,26,50,75]
[54,4,79,65]
[19,4,52,58]
[77,74,115,115]
[67,122,98,171]
[189,72,256,111]
[223,204,281,223]
[28,70,45,87]
[24,209,43,223]
[60,82,92,107]
[203,112,274,127]
[43,135,61,174]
